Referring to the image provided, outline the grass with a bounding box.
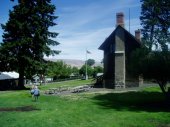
[39,79,93,90]
[0,80,170,127]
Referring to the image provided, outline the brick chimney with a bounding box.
[135,29,141,41]
[116,12,124,28]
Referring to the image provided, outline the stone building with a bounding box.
[99,12,142,89]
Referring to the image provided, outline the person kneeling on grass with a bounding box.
[34,86,40,101]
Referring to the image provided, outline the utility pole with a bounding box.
[85,49,88,80]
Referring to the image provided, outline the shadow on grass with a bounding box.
[0,105,40,112]
[92,91,170,112]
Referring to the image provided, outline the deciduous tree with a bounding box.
[86,59,95,66]
[79,65,93,77]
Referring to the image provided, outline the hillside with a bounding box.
[45,58,102,68]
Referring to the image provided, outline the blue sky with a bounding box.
[0,0,141,62]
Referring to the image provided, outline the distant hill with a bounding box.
[45,58,102,68]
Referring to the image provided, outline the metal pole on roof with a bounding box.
[129,8,131,32]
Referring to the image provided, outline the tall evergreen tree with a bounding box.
[140,0,170,51]
[128,0,170,100]
[0,0,59,89]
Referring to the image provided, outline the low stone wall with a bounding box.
[125,79,139,88]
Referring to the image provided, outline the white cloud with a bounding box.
[48,0,141,61]
[0,0,141,62]
[51,27,114,61]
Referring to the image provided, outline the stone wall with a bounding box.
[103,52,115,88]
[114,28,125,88]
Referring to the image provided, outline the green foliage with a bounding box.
[130,50,170,83]
[140,0,170,51]
[86,59,95,66]
[46,61,80,80]
[93,66,103,77]
[79,65,93,76]
[127,46,149,76]
[142,51,170,82]
[137,0,170,99]
[47,61,73,79]
[79,64,103,77]
[72,66,79,76]
[0,0,59,88]
[129,48,170,98]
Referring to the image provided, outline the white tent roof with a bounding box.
[0,72,19,80]
[96,73,103,76]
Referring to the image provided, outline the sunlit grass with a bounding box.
[0,81,170,127]
[34,79,93,90]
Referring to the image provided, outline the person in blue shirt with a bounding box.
[34,86,40,101]
[30,85,35,98]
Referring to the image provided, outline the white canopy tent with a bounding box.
[0,72,19,80]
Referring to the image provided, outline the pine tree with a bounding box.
[128,0,170,100]
[0,0,59,89]
[140,0,170,51]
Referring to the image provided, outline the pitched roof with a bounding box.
[0,72,19,80]
[99,25,141,50]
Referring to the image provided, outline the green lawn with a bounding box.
[39,79,93,90]
[0,80,170,127]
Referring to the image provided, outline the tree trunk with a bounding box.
[18,70,26,90]
[158,82,169,102]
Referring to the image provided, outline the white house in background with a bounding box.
[0,71,19,80]
[31,74,53,85]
